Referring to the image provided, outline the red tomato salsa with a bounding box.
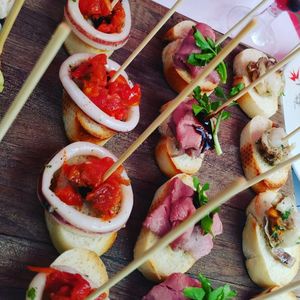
[79,0,126,33]
[71,54,141,121]
[28,266,107,300]
[52,156,130,220]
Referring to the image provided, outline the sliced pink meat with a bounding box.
[143,273,201,300]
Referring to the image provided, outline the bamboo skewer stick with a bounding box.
[0,0,25,54]
[110,0,184,82]
[208,47,300,119]
[0,22,71,142]
[103,19,257,181]
[215,0,269,46]
[111,0,119,9]
[282,126,300,142]
[252,280,300,299]
[88,153,300,300]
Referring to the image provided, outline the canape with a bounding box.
[64,0,131,55]
[243,191,300,287]
[240,115,291,193]
[134,174,222,281]
[162,20,227,94]
[60,53,141,145]
[26,248,109,300]
[233,48,284,118]
[38,142,133,255]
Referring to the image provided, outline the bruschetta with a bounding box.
[64,0,131,55]
[233,48,284,118]
[38,142,133,255]
[134,174,222,281]
[60,53,141,145]
[243,191,300,287]
[240,115,291,193]
[162,21,224,94]
[26,248,109,300]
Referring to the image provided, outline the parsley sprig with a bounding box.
[184,273,237,300]
[192,83,244,156]
[26,287,36,300]
[193,177,219,235]
[187,28,227,84]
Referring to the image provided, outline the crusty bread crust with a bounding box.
[62,91,115,145]
[243,213,300,288]
[134,174,197,281]
[45,211,117,256]
[64,31,114,56]
[155,136,204,177]
[162,21,218,94]
[257,287,297,300]
[240,116,289,193]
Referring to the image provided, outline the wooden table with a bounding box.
[0,0,298,299]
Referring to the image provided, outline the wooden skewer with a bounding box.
[0,22,71,142]
[251,280,300,299]
[215,0,269,46]
[87,153,300,300]
[208,46,300,118]
[0,0,25,54]
[111,0,119,10]
[282,126,300,142]
[110,0,184,82]
[103,19,257,181]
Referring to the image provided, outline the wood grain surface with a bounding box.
[0,0,298,299]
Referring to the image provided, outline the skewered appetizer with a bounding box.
[162,20,227,94]
[26,248,109,300]
[60,53,141,145]
[134,174,223,281]
[240,116,291,193]
[243,191,300,287]
[0,0,15,93]
[233,49,284,118]
[258,287,296,300]
[143,273,236,300]
[38,142,133,255]
[64,0,131,55]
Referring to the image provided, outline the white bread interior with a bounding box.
[243,213,300,288]
[45,211,117,256]
[134,174,197,282]
[240,116,289,193]
[233,48,283,118]
[164,20,196,41]
[26,248,109,300]
[62,91,115,145]
[64,31,114,57]
[155,136,204,178]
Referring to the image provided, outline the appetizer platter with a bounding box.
[0,0,299,299]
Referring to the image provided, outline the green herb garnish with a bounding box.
[187,28,227,83]
[193,177,219,235]
[26,287,36,300]
[281,210,291,221]
[183,273,237,300]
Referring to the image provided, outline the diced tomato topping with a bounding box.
[79,0,112,18]
[53,156,130,220]
[28,267,107,300]
[71,54,141,121]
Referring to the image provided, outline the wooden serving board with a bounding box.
[0,0,298,299]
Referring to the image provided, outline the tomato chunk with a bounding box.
[71,54,141,121]
[79,0,112,18]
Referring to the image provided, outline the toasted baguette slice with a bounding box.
[257,287,297,300]
[155,136,204,177]
[64,31,114,57]
[134,174,196,282]
[62,91,115,145]
[233,48,283,118]
[243,213,300,288]
[240,116,289,193]
[164,20,196,41]
[26,248,109,300]
[45,211,117,256]
[162,22,218,94]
